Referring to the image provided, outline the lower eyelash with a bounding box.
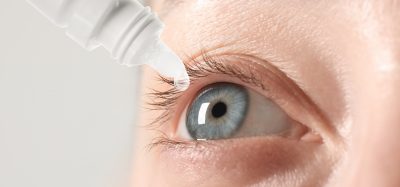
[146,136,186,151]
[146,134,217,152]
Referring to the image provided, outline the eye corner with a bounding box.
[300,131,323,143]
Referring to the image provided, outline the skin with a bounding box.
[132,0,400,186]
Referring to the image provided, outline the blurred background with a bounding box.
[0,1,142,187]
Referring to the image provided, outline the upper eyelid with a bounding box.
[186,53,267,90]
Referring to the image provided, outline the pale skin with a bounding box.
[132,0,400,186]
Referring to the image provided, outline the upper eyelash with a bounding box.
[146,52,267,130]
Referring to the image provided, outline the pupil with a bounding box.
[211,102,227,118]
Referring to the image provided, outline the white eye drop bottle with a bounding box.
[26,0,190,90]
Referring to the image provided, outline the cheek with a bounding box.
[152,139,331,186]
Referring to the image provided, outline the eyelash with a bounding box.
[146,53,266,129]
[145,53,271,149]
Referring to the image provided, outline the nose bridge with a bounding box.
[340,49,400,186]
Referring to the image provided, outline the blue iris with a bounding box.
[186,83,249,140]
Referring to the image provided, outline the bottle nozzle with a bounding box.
[147,42,190,91]
[173,69,190,91]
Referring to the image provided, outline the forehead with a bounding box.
[157,0,349,56]
[152,0,400,21]
[155,0,399,59]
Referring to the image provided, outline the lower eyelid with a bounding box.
[155,136,324,186]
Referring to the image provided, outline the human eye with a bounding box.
[177,82,304,141]
[145,52,333,186]
[147,52,331,144]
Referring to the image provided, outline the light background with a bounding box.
[0,1,141,187]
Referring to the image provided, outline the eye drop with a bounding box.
[26,0,190,90]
